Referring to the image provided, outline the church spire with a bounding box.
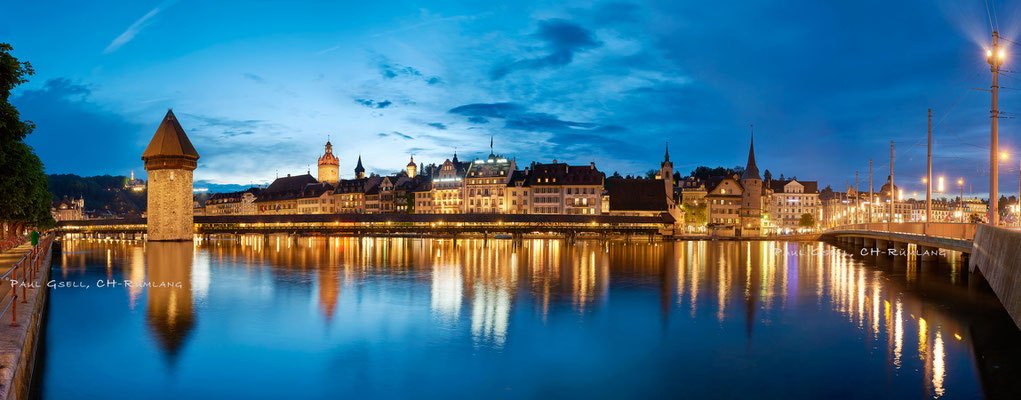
[664,141,670,162]
[354,154,365,178]
[741,124,760,180]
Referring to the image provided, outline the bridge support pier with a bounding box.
[920,245,939,262]
[863,238,875,248]
[892,241,907,256]
[875,239,889,255]
[853,237,863,247]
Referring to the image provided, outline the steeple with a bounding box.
[489,136,494,156]
[354,155,365,179]
[452,149,459,164]
[741,126,760,180]
[664,141,670,162]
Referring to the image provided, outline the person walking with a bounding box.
[30,229,39,246]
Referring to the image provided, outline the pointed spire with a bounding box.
[741,124,760,180]
[664,141,670,162]
[490,136,494,156]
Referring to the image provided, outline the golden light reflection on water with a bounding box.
[54,237,974,396]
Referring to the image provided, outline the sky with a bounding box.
[5,0,1021,198]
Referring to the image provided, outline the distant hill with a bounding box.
[47,174,146,216]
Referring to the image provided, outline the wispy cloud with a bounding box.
[103,0,177,54]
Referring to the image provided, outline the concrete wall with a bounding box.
[146,169,194,241]
[969,224,1021,331]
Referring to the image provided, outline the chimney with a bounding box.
[590,162,595,169]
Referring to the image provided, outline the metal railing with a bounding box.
[0,234,53,327]
[832,222,976,241]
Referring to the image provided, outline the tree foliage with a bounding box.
[688,166,745,181]
[682,203,707,226]
[798,213,815,228]
[0,43,53,231]
[47,174,146,215]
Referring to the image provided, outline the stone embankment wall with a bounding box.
[969,224,1021,331]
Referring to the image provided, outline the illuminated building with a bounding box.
[317,140,340,186]
[142,109,199,241]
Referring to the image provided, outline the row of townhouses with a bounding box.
[196,141,684,224]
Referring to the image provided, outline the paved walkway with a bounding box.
[0,244,33,302]
[0,239,51,399]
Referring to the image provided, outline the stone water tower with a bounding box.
[142,110,199,241]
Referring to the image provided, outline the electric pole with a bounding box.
[926,108,932,235]
[855,171,860,225]
[889,141,894,232]
[869,159,873,224]
[989,31,1003,226]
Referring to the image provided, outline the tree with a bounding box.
[0,43,53,238]
[819,185,835,201]
[682,203,707,226]
[763,169,772,182]
[645,169,658,179]
[611,171,623,179]
[798,213,815,228]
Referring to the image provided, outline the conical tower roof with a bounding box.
[741,132,760,180]
[354,155,365,173]
[143,110,199,160]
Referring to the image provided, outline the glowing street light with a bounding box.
[988,32,1006,225]
[938,176,945,193]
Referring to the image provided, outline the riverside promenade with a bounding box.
[0,236,53,400]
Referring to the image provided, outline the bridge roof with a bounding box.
[56,213,674,227]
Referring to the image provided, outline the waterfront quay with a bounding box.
[0,236,53,400]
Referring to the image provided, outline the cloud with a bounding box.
[427,122,447,130]
[103,0,177,53]
[380,64,422,79]
[355,99,393,109]
[377,131,414,140]
[490,19,602,79]
[14,78,145,175]
[448,103,524,119]
[242,73,266,83]
[377,62,442,85]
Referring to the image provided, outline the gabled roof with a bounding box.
[142,110,199,160]
[263,174,319,193]
[605,177,668,211]
[527,162,603,186]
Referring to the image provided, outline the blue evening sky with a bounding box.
[5,0,1021,196]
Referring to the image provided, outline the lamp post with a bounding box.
[958,178,965,223]
[988,32,1005,226]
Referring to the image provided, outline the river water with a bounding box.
[34,237,1021,399]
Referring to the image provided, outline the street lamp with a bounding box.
[958,178,965,223]
[988,32,1006,226]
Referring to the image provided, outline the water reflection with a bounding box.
[41,237,1021,399]
[145,242,195,360]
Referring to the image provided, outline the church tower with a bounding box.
[142,110,199,241]
[317,140,339,186]
[354,155,366,179]
[406,155,417,178]
[738,129,762,237]
[659,142,674,200]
